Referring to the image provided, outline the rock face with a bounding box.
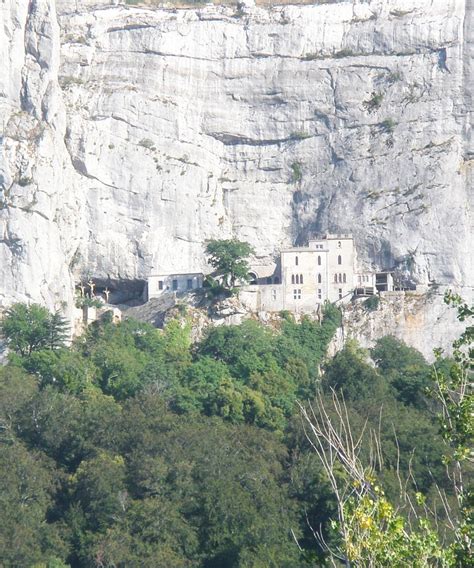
[0,0,472,343]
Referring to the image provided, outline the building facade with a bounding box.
[147,272,203,300]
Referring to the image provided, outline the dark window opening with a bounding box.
[318,256,321,266]
[172,279,178,291]
[158,280,163,290]
[317,274,322,283]
[187,279,193,290]
[338,255,342,265]
[295,256,299,266]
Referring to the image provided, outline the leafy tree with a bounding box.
[22,348,99,394]
[371,336,431,407]
[0,442,66,566]
[1,303,68,356]
[429,291,473,565]
[205,239,255,289]
[301,293,473,566]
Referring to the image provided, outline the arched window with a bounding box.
[296,274,299,284]
[295,256,299,266]
[343,273,346,283]
[317,274,322,284]
[334,274,338,283]
[338,255,342,265]
[339,273,343,283]
[300,274,304,284]
[291,274,295,284]
[318,256,321,266]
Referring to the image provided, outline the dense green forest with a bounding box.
[0,302,466,567]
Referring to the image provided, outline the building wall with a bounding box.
[281,249,324,312]
[325,236,355,302]
[148,273,203,299]
[240,285,284,312]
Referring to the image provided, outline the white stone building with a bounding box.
[242,234,393,313]
[147,272,204,300]
[147,234,393,312]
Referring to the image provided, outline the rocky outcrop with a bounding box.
[0,0,472,347]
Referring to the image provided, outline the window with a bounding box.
[291,274,295,284]
[338,273,342,283]
[158,280,163,290]
[187,278,193,290]
[172,279,178,291]
[296,274,300,284]
[300,274,304,284]
[267,277,272,284]
[318,288,322,300]
[338,241,341,248]
[317,274,322,284]
[338,255,342,265]
[293,289,301,300]
[334,274,338,283]
[295,256,299,266]
[274,277,279,284]
[343,273,346,284]
[318,255,321,266]
[272,289,277,300]
[339,288,343,300]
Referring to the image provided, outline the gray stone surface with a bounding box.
[0,0,472,348]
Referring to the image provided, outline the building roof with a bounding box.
[281,247,323,253]
[149,272,204,278]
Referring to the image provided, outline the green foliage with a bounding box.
[290,161,302,183]
[364,91,384,112]
[364,294,380,311]
[342,490,454,566]
[75,295,102,309]
[429,291,473,564]
[205,239,255,290]
[0,298,468,566]
[22,348,99,394]
[371,335,431,407]
[380,117,397,133]
[138,138,155,149]
[334,48,354,58]
[1,303,68,356]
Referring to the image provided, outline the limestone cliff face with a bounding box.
[0,0,472,340]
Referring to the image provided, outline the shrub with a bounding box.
[364,295,380,311]
[138,138,155,150]
[290,162,302,183]
[334,48,354,58]
[379,118,397,133]
[364,92,384,113]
